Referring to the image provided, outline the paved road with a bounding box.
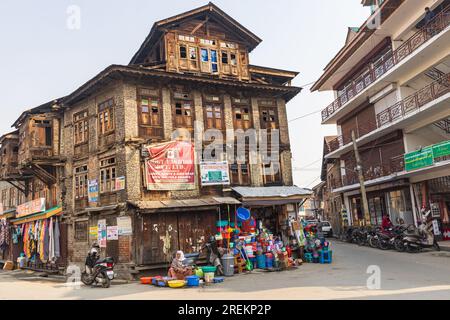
[1,241,450,300]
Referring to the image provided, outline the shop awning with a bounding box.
[10,206,63,225]
[0,208,16,219]
[128,197,240,213]
[232,186,313,206]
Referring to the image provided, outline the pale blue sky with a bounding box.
[0,0,370,187]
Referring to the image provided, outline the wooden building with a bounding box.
[0,3,310,277]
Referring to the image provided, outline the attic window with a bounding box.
[221,51,229,64]
[200,38,216,46]
[179,35,195,42]
[179,45,187,59]
[220,42,236,49]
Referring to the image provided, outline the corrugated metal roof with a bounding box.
[232,186,313,198]
[129,197,240,211]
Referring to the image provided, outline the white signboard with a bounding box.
[200,161,230,186]
[117,216,132,236]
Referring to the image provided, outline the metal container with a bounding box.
[221,254,235,277]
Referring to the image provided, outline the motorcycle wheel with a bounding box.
[369,237,379,249]
[406,245,421,254]
[81,272,92,286]
[97,272,111,288]
[394,239,405,252]
[378,239,390,250]
[357,237,365,246]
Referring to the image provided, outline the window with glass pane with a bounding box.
[99,157,116,193]
[98,99,114,135]
[74,111,89,145]
[74,165,88,199]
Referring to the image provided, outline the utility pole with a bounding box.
[352,130,371,226]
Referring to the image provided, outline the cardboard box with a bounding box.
[3,261,14,270]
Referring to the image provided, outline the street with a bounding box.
[1,241,450,300]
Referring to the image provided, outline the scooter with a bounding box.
[81,245,115,288]
[402,210,441,253]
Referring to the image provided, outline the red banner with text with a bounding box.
[145,141,195,191]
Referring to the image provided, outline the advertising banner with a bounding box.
[107,226,119,240]
[200,161,230,186]
[16,198,46,218]
[88,179,99,203]
[144,141,195,191]
[97,219,107,248]
[115,176,126,191]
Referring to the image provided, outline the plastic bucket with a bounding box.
[266,255,274,268]
[204,272,215,283]
[256,255,266,269]
[186,275,200,287]
[221,254,235,277]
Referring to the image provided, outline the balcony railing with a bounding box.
[321,5,450,122]
[377,73,450,127]
[332,155,405,189]
[324,73,450,156]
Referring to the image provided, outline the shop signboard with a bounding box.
[144,141,195,191]
[404,147,434,172]
[200,161,230,186]
[88,179,99,203]
[16,198,46,218]
[432,140,450,159]
[117,216,132,236]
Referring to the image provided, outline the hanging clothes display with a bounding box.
[14,216,61,262]
[0,218,10,252]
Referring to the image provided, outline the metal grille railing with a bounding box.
[321,5,450,122]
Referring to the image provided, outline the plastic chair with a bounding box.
[319,250,332,264]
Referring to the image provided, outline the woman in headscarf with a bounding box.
[168,250,193,280]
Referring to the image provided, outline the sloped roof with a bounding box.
[129,2,262,65]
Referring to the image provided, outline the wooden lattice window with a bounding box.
[232,98,252,130]
[74,110,89,145]
[204,95,224,130]
[98,99,115,135]
[100,157,116,194]
[139,88,163,139]
[74,165,88,200]
[74,220,88,242]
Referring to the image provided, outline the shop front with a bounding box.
[130,197,241,268]
[232,186,313,244]
[346,180,414,227]
[411,176,450,240]
[9,198,67,272]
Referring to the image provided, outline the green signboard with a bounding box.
[404,146,434,172]
[404,140,450,172]
[432,140,450,159]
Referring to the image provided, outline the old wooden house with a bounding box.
[1,3,311,277]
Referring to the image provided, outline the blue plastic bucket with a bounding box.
[256,255,266,269]
[186,276,200,287]
[266,256,274,268]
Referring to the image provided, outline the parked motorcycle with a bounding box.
[81,243,115,288]
[402,223,440,253]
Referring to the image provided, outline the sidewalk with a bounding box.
[0,269,131,285]
[438,241,450,252]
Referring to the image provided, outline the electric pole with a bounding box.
[352,130,371,226]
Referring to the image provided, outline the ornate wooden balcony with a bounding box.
[321,6,450,122]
